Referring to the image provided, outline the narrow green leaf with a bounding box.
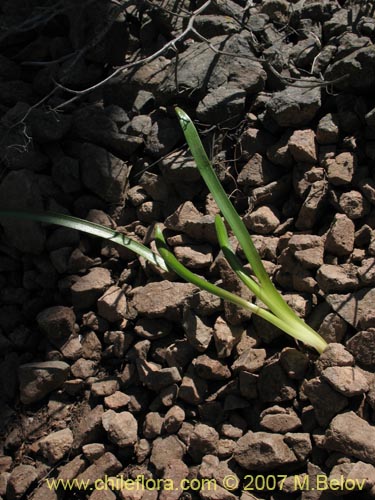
[0,210,168,271]
[214,215,262,297]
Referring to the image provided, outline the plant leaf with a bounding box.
[0,210,168,271]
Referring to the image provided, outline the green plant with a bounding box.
[0,108,328,354]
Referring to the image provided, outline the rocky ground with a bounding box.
[1,0,375,499]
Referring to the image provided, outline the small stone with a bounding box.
[346,330,375,369]
[173,244,213,269]
[244,206,280,235]
[258,362,296,402]
[18,361,70,404]
[6,465,37,500]
[339,190,370,219]
[130,281,196,321]
[321,366,370,397]
[234,432,296,471]
[163,406,185,434]
[316,264,359,293]
[239,371,258,400]
[102,410,138,447]
[316,113,339,144]
[72,405,104,450]
[71,268,112,309]
[188,424,219,462]
[81,331,102,360]
[195,355,231,380]
[178,365,208,405]
[238,153,280,191]
[76,452,122,486]
[324,411,375,465]
[91,379,119,397]
[288,234,324,269]
[37,306,76,341]
[315,343,354,373]
[143,412,164,439]
[284,433,312,462]
[325,213,355,256]
[97,286,126,322]
[71,358,98,379]
[266,84,321,127]
[325,152,355,185]
[38,428,74,464]
[231,349,266,373]
[280,348,309,380]
[182,309,212,352]
[295,180,328,229]
[80,143,129,203]
[260,406,302,433]
[82,443,106,462]
[104,391,130,410]
[318,312,348,344]
[213,316,243,358]
[303,377,347,426]
[196,86,246,124]
[288,129,317,163]
[150,435,185,474]
[159,460,189,500]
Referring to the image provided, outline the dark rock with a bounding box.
[97,286,126,323]
[316,264,359,293]
[258,362,296,403]
[52,156,81,193]
[188,423,219,462]
[279,348,309,380]
[38,428,74,464]
[195,355,231,380]
[196,86,246,125]
[316,113,340,144]
[260,406,302,433]
[150,435,185,474]
[295,180,328,229]
[6,464,37,500]
[321,366,369,397]
[102,410,138,447]
[27,108,71,143]
[80,143,129,204]
[164,201,217,244]
[238,153,281,192]
[130,281,197,321]
[73,105,142,158]
[325,213,355,256]
[288,129,317,164]
[71,267,112,309]
[315,343,354,374]
[324,412,375,465]
[346,329,375,369]
[159,34,266,101]
[76,452,122,486]
[0,170,46,253]
[325,46,375,91]
[182,309,213,352]
[18,361,70,404]
[231,348,266,374]
[234,431,296,471]
[37,306,76,342]
[303,376,347,426]
[266,84,321,127]
[72,404,104,450]
[145,115,182,157]
[178,365,208,405]
[327,289,375,330]
[244,206,280,235]
[338,190,370,219]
